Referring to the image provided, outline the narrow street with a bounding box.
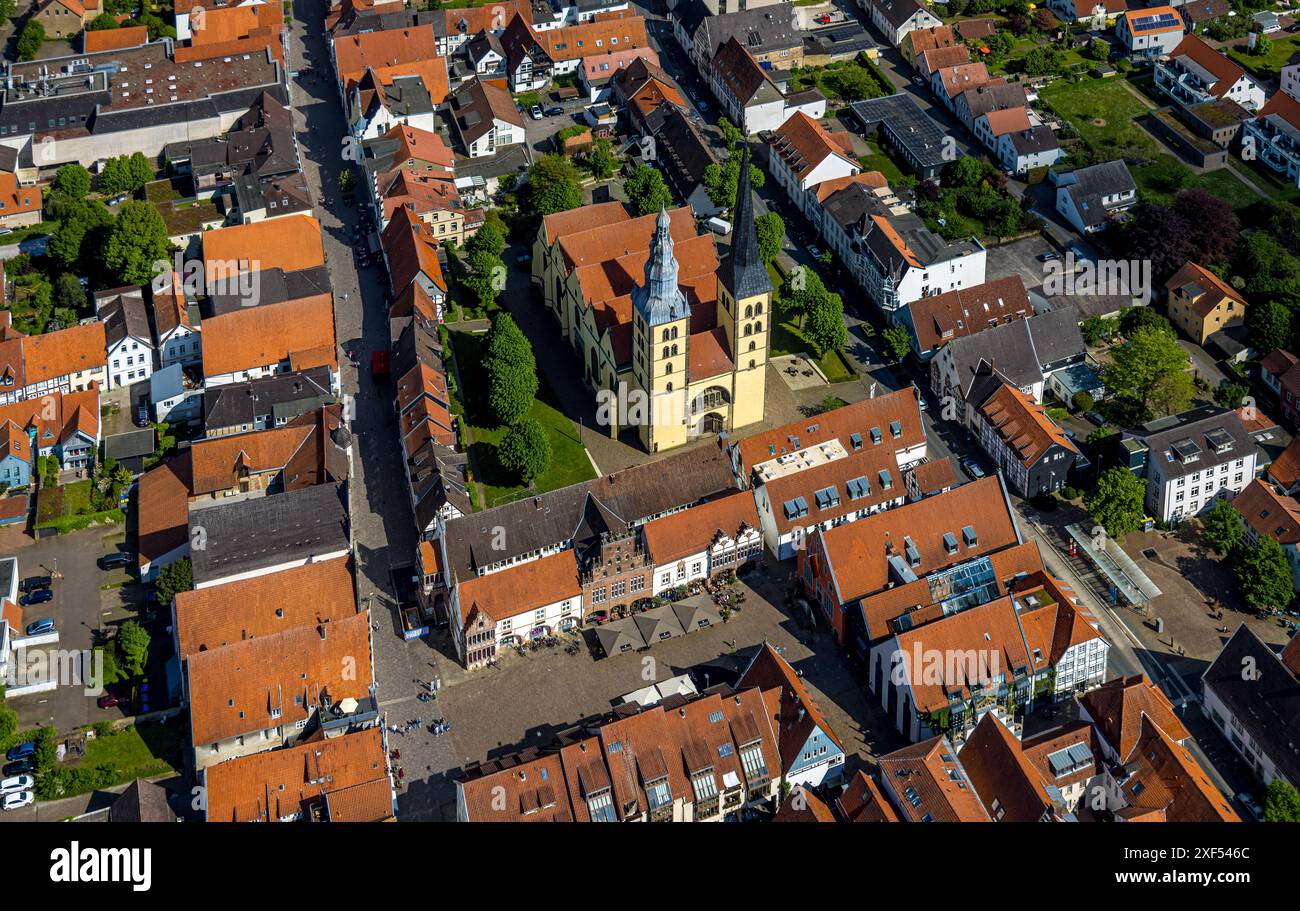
[287,2,459,819]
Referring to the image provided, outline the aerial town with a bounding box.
[0,0,1294,839]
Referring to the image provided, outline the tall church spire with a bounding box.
[718,143,772,301]
[632,207,690,326]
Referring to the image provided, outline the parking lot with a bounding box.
[3,524,141,732]
[390,561,901,820]
[983,234,1058,295]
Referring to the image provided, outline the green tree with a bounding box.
[1246,297,1293,353]
[524,153,582,216]
[1084,467,1146,540]
[1236,535,1293,612]
[1264,779,1300,822]
[126,152,154,191]
[1023,46,1064,77]
[805,290,848,357]
[53,163,92,199]
[1071,391,1095,413]
[1105,324,1192,418]
[624,165,673,217]
[16,20,43,61]
[114,620,151,679]
[0,0,16,21]
[1214,380,1249,410]
[1200,499,1244,556]
[780,266,831,328]
[484,313,538,427]
[586,138,617,180]
[1080,315,1118,347]
[103,202,170,285]
[498,417,552,484]
[155,558,193,608]
[703,153,765,212]
[755,211,784,264]
[86,12,119,30]
[881,324,912,362]
[466,222,506,259]
[464,248,505,308]
[718,117,743,151]
[53,273,85,313]
[48,199,113,271]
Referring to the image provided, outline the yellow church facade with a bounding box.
[531,149,772,453]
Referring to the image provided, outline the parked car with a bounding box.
[808,245,823,259]
[545,106,563,117]
[20,589,52,607]
[18,576,51,594]
[0,775,33,794]
[529,104,543,120]
[1084,410,1107,427]
[1037,250,1063,262]
[960,457,986,480]
[2,791,32,811]
[24,618,53,636]
[5,742,35,762]
[911,382,927,411]
[134,404,151,427]
[0,228,12,237]
[97,552,134,570]
[1237,791,1265,822]
[2,760,33,777]
[97,692,122,709]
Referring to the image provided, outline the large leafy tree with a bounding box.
[466,222,506,259]
[780,266,832,328]
[805,289,848,357]
[1246,297,1293,354]
[1236,535,1294,612]
[1265,779,1300,822]
[484,313,538,427]
[624,165,672,217]
[1105,324,1192,419]
[1126,189,1238,282]
[53,163,92,199]
[498,417,552,484]
[53,273,85,314]
[755,211,784,264]
[103,201,170,285]
[524,153,582,216]
[115,620,151,679]
[881,325,912,362]
[1084,467,1146,541]
[463,248,505,308]
[703,153,765,212]
[16,20,43,62]
[48,199,113,271]
[1200,499,1244,556]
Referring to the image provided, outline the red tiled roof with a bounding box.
[640,490,759,565]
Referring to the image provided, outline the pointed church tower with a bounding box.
[632,208,691,452]
[716,143,771,432]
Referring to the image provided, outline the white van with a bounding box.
[706,217,732,236]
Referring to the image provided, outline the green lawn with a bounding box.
[42,721,183,802]
[768,263,856,383]
[1226,34,1300,82]
[448,330,596,510]
[1040,77,1160,158]
[1130,154,1260,210]
[857,142,906,185]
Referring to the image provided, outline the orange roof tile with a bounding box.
[641,490,760,565]
[877,736,991,821]
[201,294,337,378]
[818,476,1019,604]
[976,382,1077,468]
[205,726,391,822]
[174,557,355,660]
[202,215,325,283]
[456,550,581,625]
[770,111,857,182]
[21,321,106,383]
[1080,675,1191,759]
[187,612,373,747]
[835,770,900,822]
[188,424,316,495]
[84,24,149,52]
